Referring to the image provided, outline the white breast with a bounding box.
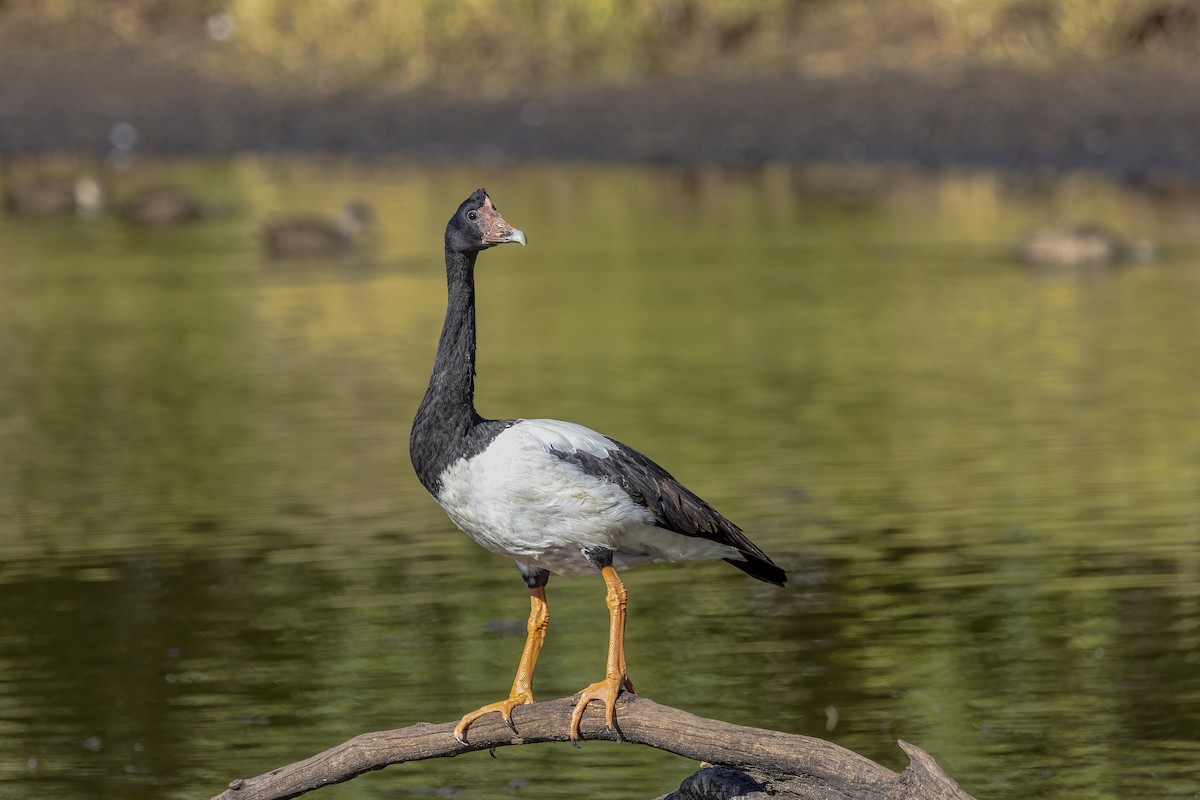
[434,419,739,576]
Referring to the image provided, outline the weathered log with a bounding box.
[209,694,975,800]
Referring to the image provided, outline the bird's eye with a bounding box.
[467,211,478,221]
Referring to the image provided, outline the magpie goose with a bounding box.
[262,201,377,258]
[120,186,204,225]
[409,189,786,745]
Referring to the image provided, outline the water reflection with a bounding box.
[0,162,1198,799]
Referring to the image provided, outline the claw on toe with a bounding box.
[453,695,533,746]
[568,674,629,743]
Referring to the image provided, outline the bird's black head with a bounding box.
[445,188,526,254]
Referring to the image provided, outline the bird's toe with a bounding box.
[568,673,627,743]
[453,693,533,746]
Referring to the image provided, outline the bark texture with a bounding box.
[209,695,976,800]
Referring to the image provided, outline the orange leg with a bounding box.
[569,565,636,743]
[454,586,549,745]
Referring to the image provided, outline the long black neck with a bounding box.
[426,246,480,419]
[410,246,488,493]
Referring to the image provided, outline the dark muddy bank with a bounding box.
[3,27,1199,182]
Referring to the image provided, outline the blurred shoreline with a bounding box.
[2,15,1200,185]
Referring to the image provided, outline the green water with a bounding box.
[1,162,1198,799]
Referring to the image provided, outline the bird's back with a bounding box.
[432,418,786,585]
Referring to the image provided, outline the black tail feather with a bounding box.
[725,554,787,587]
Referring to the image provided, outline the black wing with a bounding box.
[551,439,787,586]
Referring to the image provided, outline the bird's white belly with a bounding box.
[434,423,738,576]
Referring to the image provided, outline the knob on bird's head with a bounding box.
[446,189,526,253]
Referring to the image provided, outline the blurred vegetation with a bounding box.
[0,0,1194,94]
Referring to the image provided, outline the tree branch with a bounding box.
[209,695,975,800]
